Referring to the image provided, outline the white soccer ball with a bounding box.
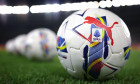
[6,39,16,53]
[14,34,26,55]
[57,8,131,80]
[25,28,57,60]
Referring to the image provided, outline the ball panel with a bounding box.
[117,20,131,47]
[99,63,120,79]
[57,50,74,71]
[65,30,85,49]
[110,26,124,53]
[69,48,84,78]
[107,50,126,67]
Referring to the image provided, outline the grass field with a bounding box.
[0,50,140,84]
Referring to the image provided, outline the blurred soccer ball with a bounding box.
[14,34,26,55]
[57,8,131,79]
[6,39,16,53]
[25,28,57,60]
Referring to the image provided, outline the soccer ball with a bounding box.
[6,39,16,53]
[57,8,131,79]
[14,34,26,55]
[25,28,57,60]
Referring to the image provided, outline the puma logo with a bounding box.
[84,16,118,46]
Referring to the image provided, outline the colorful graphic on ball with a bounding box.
[40,32,49,54]
[72,10,119,79]
[121,46,131,60]
[82,16,118,79]
[57,36,68,53]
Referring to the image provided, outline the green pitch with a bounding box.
[0,50,140,84]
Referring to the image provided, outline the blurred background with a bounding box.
[0,1,140,83]
[0,0,140,50]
